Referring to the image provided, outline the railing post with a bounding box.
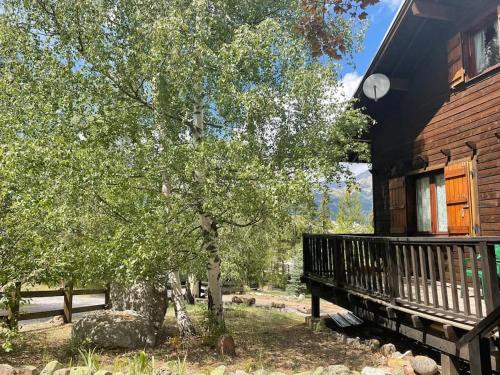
[7,281,21,330]
[63,281,73,323]
[303,235,310,277]
[479,241,500,314]
[334,238,344,287]
[386,239,398,304]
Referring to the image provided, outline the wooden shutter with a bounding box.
[447,33,465,88]
[444,161,471,236]
[389,177,407,234]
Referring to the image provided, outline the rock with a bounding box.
[152,369,172,375]
[242,297,256,306]
[52,370,70,375]
[94,371,112,375]
[217,335,236,356]
[49,315,65,326]
[410,356,438,375]
[361,368,392,375]
[41,362,63,375]
[297,306,311,314]
[253,371,268,375]
[269,373,286,375]
[211,366,227,375]
[232,296,243,304]
[297,294,305,301]
[380,343,397,357]
[365,339,381,351]
[293,372,312,375]
[0,364,16,375]
[17,367,39,375]
[69,368,90,375]
[326,365,350,375]
[271,302,285,309]
[110,279,168,331]
[314,316,331,332]
[361,369,385,375]
[387,358,412,369]
[71,310,157,349]
[234,371,248,375]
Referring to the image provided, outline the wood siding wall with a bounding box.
[371,36,500,236]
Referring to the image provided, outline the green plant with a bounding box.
[0,322,19,353]
[127,351,154,375]
[166,354,188,375]
[78,348,101,372]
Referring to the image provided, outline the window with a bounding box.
[415,172,448,234]
[468,13,500,77]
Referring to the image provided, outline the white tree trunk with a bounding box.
[192,98,225,332]
[169,271,196,337]
[188,274,200,298]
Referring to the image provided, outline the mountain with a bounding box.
[314,170,373,218]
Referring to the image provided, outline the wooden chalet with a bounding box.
[302,1,500,373]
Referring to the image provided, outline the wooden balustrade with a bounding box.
[303,234,500,323]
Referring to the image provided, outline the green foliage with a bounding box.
[165,354,188,375]
[127,351,154,375]
[78,348,101,372]
[286,251,307,296]
[336,189,373,233]
[0,0,372,330]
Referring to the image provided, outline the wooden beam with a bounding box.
[311,294,320,318]
[411,1,456,22]
[444,324,458,341]
[411,315,424,329]
[441,353,459,375]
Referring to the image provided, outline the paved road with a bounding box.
[0,294,105,325]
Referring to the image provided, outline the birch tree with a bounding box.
[1,0,372,333]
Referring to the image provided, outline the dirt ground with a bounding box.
[0,292,384,373]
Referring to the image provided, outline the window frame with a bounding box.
[464,7,500,80]
[414,171,448,236]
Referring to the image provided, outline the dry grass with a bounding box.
[0,299,383,373]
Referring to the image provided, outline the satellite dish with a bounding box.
[362,73,390,102]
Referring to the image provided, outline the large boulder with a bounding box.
[410,356,438,375]
[71,310,157,349]
[109,280,168,331]
[0,364,16,375]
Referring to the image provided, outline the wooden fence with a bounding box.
[0,282,109,326]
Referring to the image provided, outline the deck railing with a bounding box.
[303,234,500,324]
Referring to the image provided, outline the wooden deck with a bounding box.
[302,234,500,374]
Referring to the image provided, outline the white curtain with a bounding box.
[435,174,448,232]
[416,177,431,232]
[474,29,487,73]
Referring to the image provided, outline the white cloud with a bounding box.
[340,72,363,99]
[382,0,404,11]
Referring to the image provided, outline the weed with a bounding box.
[78,348,101,372]
[127,351,154,375]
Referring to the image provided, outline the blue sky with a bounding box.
[341,0,403,176]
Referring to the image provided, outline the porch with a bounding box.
[301,234,500,374]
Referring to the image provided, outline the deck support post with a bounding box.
[468,336,491,375]
[311,294,320,318]
[440,353,459,375]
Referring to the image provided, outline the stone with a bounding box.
[71,310,157,349]
[297,306,311,314]
[152,369,172,375]
[211,366,226,375]
[271,302,285,309]
[0,364,16,375]
[297,294,305,301]
[94,371,112,375]
[253,371,268,375]
[17,367,39,375]
[69,368,90,375]
[234,371,248,375]
[365,339,381,351]
[242,297,256,306]
[387,358,412,369]
[269,373,286,375]
[325,365,350,375]
[360,368,390,375]
[380,343,397,357]
[49,315,65,326]
[410,356,438,375]
[217,335,236,356]
[110,279,168,331]
[52,370,70,375]
[293,372,312,375]
[41,362,63,375]
[232,296,243,304]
